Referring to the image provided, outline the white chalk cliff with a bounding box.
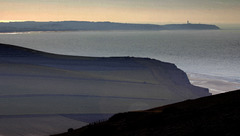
[0,43,210,115]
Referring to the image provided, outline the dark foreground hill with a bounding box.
[52,90,240,136]
[0,21,220,32]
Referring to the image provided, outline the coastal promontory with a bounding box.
[0,43,210,136]
[0,21,220,32]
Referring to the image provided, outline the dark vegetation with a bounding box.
[0,21,220,32]
[52,90,240,136]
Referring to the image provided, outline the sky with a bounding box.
[1,0,240,26]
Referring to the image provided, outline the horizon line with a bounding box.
[0,20,219,25]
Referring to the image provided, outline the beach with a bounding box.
[188,73,240,95]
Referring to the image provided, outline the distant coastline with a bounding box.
[0,21,220,33]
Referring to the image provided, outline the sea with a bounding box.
[0,30,240,92]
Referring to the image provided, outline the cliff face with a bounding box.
[0,43,210,115]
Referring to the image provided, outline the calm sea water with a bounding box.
[0,30,240,82]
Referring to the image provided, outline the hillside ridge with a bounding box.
[0,43,211,135]
[52,90,240,136]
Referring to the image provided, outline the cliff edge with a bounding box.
[0,43,210,115]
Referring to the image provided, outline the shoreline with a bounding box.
[187,73,240,95]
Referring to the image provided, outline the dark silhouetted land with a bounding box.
[52,89,240,136]
[0,21,220,32]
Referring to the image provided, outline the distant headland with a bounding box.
[0,21,220,32]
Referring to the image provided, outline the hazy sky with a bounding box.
[1,0,240,25]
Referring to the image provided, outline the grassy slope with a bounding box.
[52,89,240,136]
[0,115,87,136]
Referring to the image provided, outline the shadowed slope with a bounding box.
[52,90,240,136]
[0,43,211,135]
[0,43,210,115]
